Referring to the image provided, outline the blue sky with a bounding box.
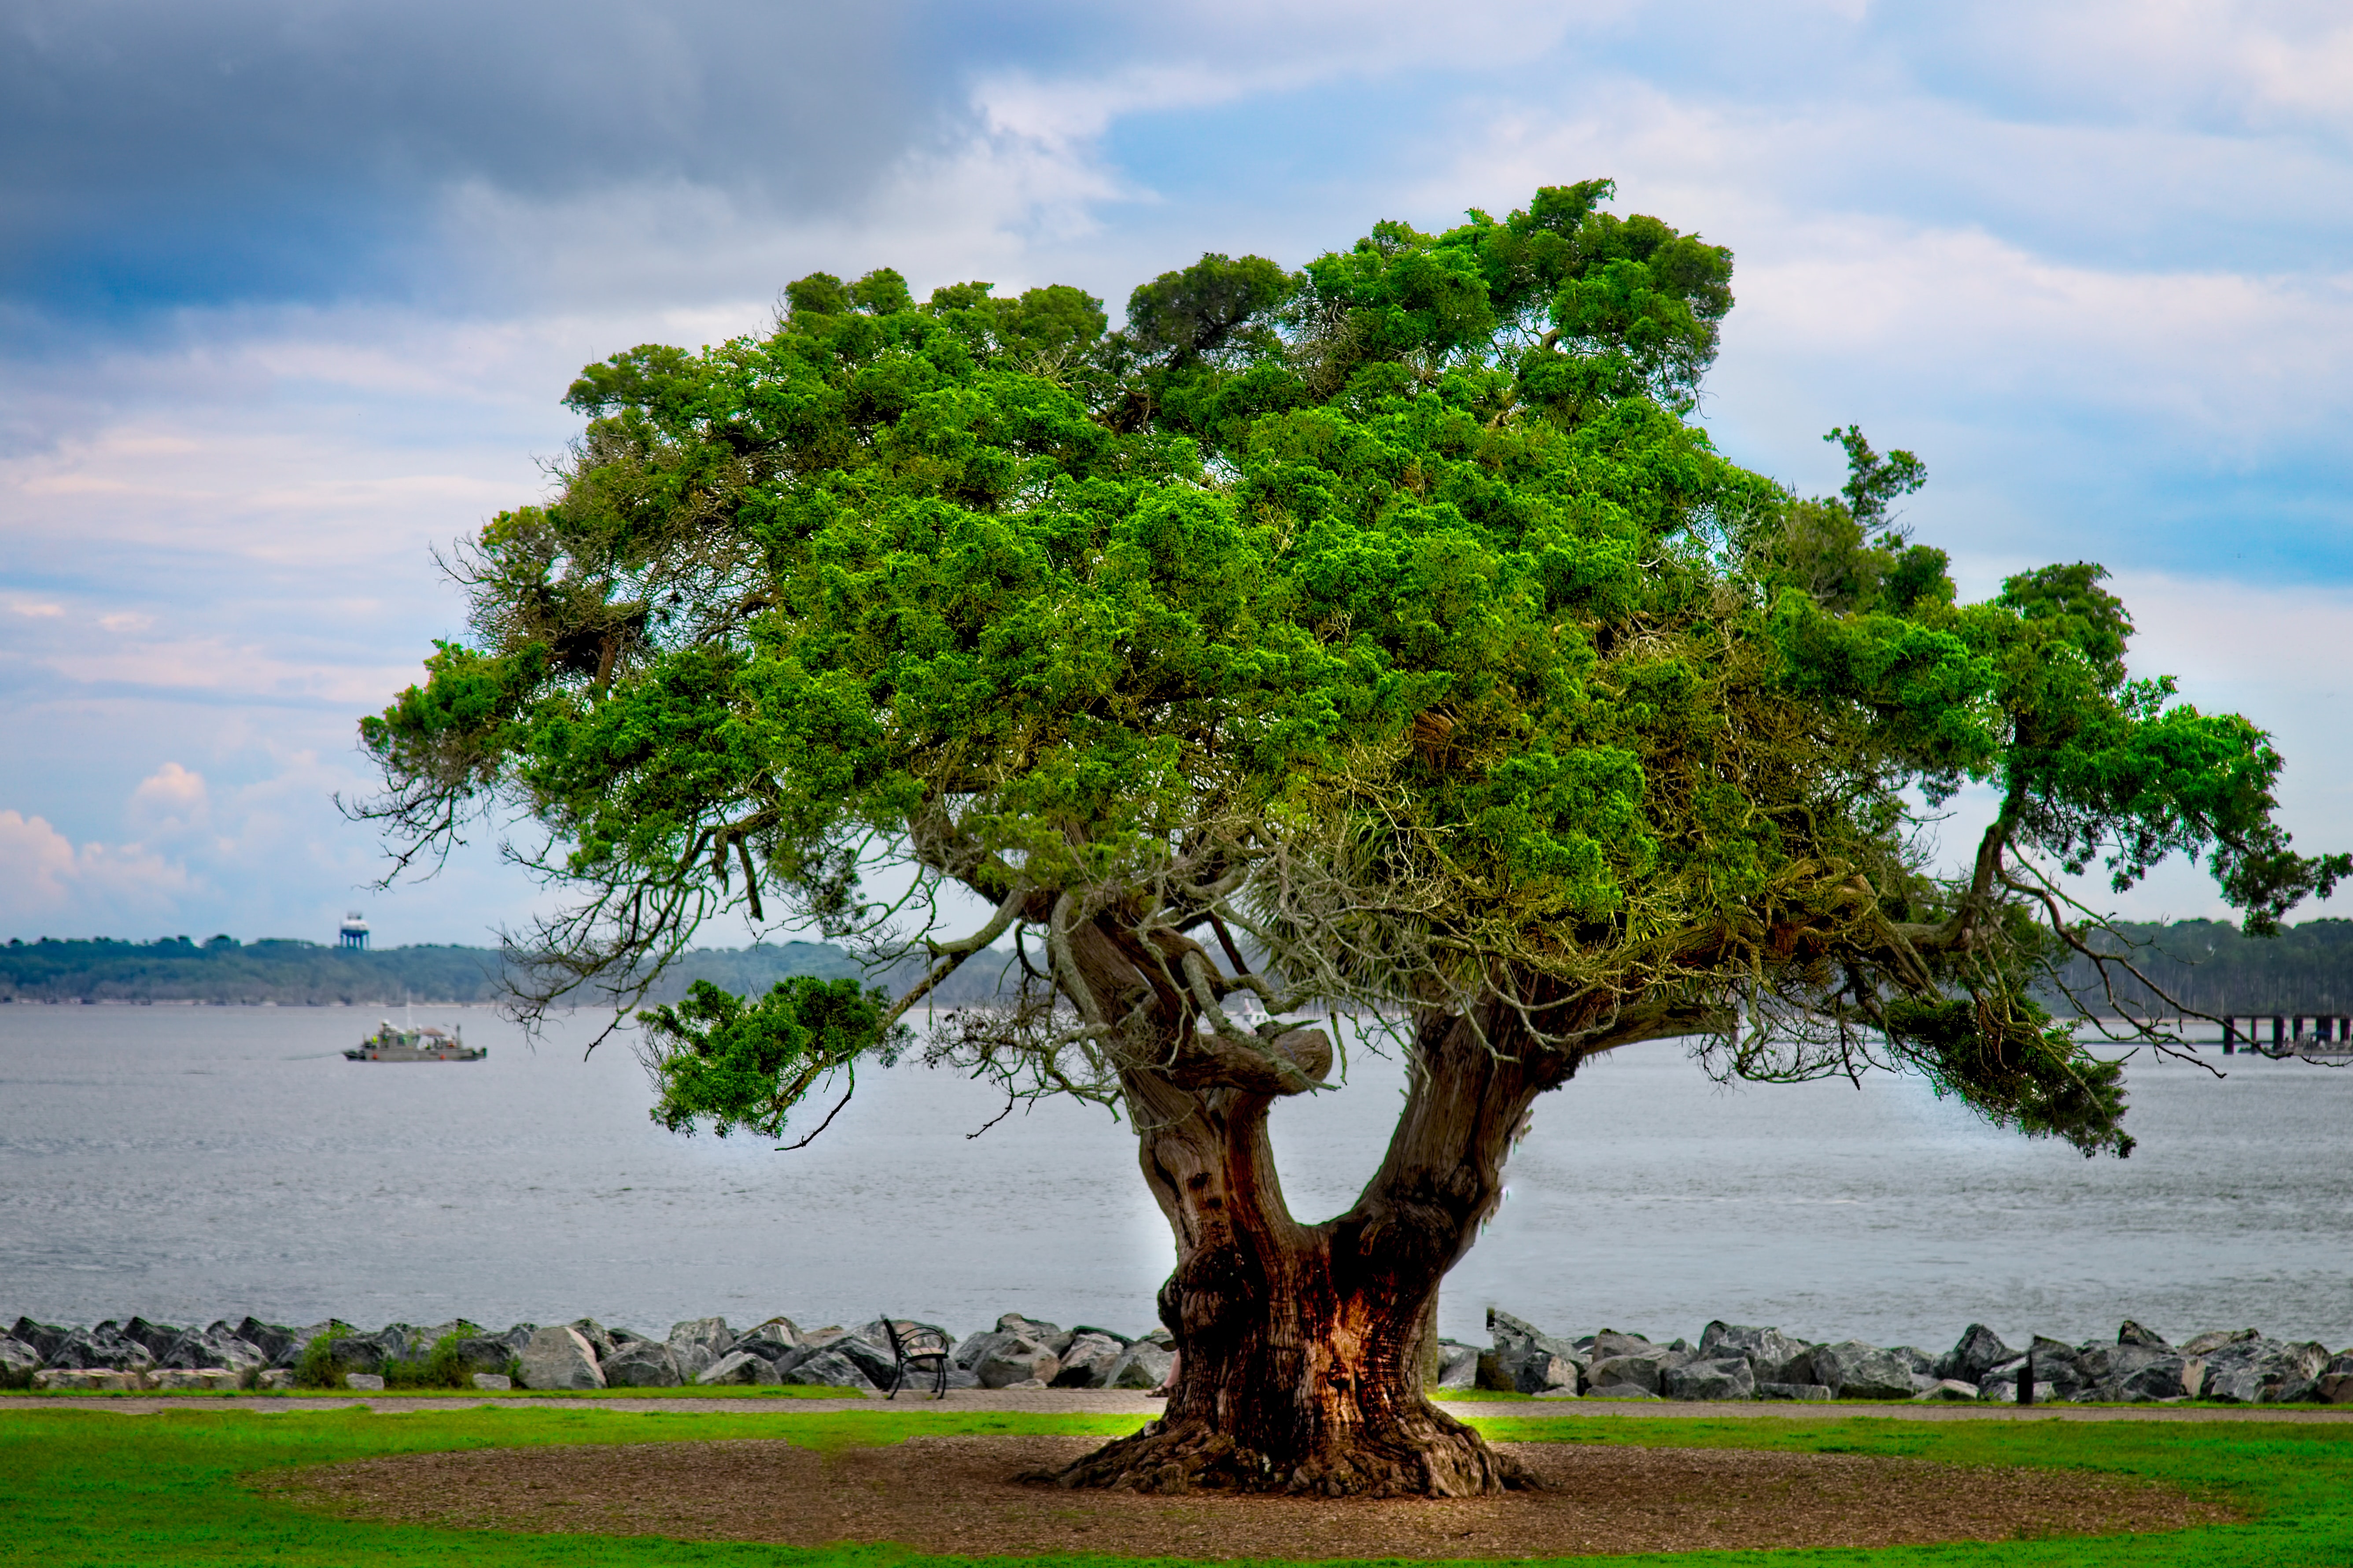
[4,0,2349,946]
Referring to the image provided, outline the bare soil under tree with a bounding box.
[280,1434,2230,1557]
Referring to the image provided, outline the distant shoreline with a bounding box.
[0,937,1010,1009]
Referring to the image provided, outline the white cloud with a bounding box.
[0,809,76,904]
[1944,0,2353,135]
[127,762,210,840]
[0,807,192,926]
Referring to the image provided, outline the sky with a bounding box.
[2,0,2349,947]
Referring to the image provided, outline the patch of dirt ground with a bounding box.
[277,1435,2233,1558]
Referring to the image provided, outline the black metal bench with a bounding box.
[881,1318,952,1400]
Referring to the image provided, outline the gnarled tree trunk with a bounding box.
[1040,956,1573,1497]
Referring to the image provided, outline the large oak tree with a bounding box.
[360,181,2341,1496]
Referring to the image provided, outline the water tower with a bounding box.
[337,912,369,951]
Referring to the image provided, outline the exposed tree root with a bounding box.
[1029,1415,1532,1498]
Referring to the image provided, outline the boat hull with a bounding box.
[346,1020,485,1062]
[342,1046,488,1062]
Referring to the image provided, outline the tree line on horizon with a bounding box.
[0,934,1012,1010]
[7,918,2350,1014]
[2052,918,2353,1016]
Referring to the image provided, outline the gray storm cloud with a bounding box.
[0,0,961,311]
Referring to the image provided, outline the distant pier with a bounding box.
[2215,1014,2353,1058]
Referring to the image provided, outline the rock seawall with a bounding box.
[1,1310,1178,1395]
[7,1307,2348,1403]
[1467,1309,2353,1405]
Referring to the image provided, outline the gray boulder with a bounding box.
[733,1331,797,1364]
[697,1349,780,1386]
[734,1320,800,1362]
[1587,1352,1672,1395]
[159,1325,267,1377]
[1662,1358,1755,1401]
[471,1373,512,1390]
[449,1337,516,1376]
[1485,1309,1583,1394]
[2202,1339,2330,1403]
[601,1340,682,1388]
[829,1333,899,1389]
[34,1368,140,1391]
[1698,1323,1813,1384]
[2179,1328,2261,1357]
[1519,1351,1583,1394]
[1105,1340,1174,1390]
[48,1324,155,1372]
[1914,1379,1980,1402]
[8,1318,69,1362]
[2099,1357,2193,1402]
[977,1336,1061,1389]
[233,1318,299,1363]
[0,1337,38,1388]
[778,1347,870,1389]
[566,1319,619,1360]
[274,1321,345,1370]
[1978,1360,2059,1402]
[518,1325,605,1391]
[1586,1383,1660,1399]
[2025,1336,2087,1398]
[1054,1332,1126,1388]
[1936,1324,2014,1385]
[2320,1351,2353,1405]
[666,1318,734,1380]
[2117,1319,2171,1349]
[1808,1341,1916,1399]
[2070,1340,2164,1384]
[343,1373,385,1391]
[121,1318,185,1358]
[1434,1341,1481,1390]
[323,1336,385,1377]
[1757,1382,1832,1401]
[1588,1329,1657,1362]
[992,1314,1075,1356]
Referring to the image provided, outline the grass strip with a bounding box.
[0,1404,2343,1567]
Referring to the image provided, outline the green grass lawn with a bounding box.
[1,1403,2346,1567]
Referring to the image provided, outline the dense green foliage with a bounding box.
[358,179,2339,1162]
[4,1404,2351,1566]
[290,1326,512,1391]
[638,976,901,1137]
[291,1327,354,1391]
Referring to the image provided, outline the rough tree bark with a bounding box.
[1037,923,1575,1496]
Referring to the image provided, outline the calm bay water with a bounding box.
[2,1004,2347,1352]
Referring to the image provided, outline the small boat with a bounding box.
[344,1020,487,1062]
